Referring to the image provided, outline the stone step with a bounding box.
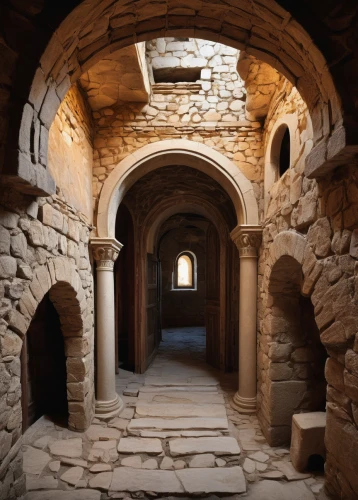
[135,403,226,419]
[136,430,221,438]
[169,436,241,456]
[26,491,101,500]
[138,391,225,404]
[110,466,246,494]
[176,466,246,494]
[144,376,218,386]
[110,468,184,493]
[117,437,163,455]
[128,417,229,432]
[140,385,218,393]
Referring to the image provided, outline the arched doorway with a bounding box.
[112,162,241,373]
[21,292,68,431]
[259,233,328,447]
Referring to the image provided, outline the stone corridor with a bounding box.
[21,328,326,499]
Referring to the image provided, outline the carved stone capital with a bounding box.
[230,225,262,258]
[91,238,123,270]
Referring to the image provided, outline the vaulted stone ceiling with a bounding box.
[79,43,150,110]
[122,165,237,230]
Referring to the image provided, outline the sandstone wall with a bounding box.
[257,74,358,498]
[91,39,264,218]
[48,84,94,222]
[0,188,94,499]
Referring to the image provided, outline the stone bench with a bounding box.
[290,412,326,472]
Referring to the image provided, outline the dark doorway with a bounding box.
[115,203,135,371]
[21,292,68,432]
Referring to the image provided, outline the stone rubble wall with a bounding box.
[0,188,95,499]
[48,84,94,222]
[257,74,358,498]
[91,39,265,219]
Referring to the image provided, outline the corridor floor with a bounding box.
[23,327,327,500]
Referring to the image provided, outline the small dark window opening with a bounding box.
[153,67,202,83]
[307,454,325,473]
[279,127,290,176]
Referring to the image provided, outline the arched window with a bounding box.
[269,123,291,180]
[174,251,196,290]
[279,126,291,177]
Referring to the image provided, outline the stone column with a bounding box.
[230,225,262,414]
[91,237,124,418]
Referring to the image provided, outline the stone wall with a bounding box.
[257,69,358,498]
[48,84,94,222]
[91,39,264,217]
[0,188,94,499]
[160,226,206,328]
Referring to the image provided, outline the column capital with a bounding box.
[230,225,262,257]
[91,237,123,270]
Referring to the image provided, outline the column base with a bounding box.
[231,392,256,414]
[95,393,124,420]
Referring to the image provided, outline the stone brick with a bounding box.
[0,256,17,278]
[0,331,22,357]
[10,233,27,260]
[0,226,10,254]
[325,358,345,392]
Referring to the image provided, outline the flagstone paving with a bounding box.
[24,327,328,500]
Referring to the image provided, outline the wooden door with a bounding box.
[21,293,68,432]
[115,205,135,372]
[205,224,221,369]
[146,254,160,366]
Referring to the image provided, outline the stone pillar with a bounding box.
[230,225,262,414]
[91,237,124,418]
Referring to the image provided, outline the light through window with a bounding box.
[177,255,193,287]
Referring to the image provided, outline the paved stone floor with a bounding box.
[23,327,328,500]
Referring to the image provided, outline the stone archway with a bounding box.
[259,231,327,446]
[18,257,94,431]
[259,232,324,443]
[96,139,259,238]
[136,194,234,373]
[3,0,351,197]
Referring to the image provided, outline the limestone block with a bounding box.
[40,204,63,232]
[269,362,293,381]
[0,330,22,356]
[60,466,84,486]
[169,437,240,456]
[268,343,292,362]
[49,438,83,458]
[10,233,27,259]
[290,412,326,472]
[23,446,51,475]
[0,256,17,278]
[0,226,10,254]
[189,453,215,468]
[111,467,184,493]
[117,437,162,454]
[269,381,307,426]
[246,479,315,499]
[152,56,180,69]
[0,211,19,229]
[28,220,44,246]
[26,474,58,491]
[325,358,345,392]
[176,466,246,494]
[7,310,29,336]
[88,471,112,490]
